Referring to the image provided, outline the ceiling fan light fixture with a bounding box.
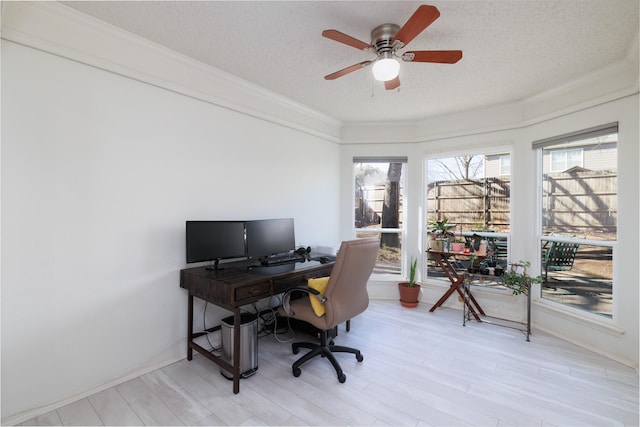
[372,57,400,82]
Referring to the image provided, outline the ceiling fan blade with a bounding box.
[322,29,371,51]
[324,61,372,80]
[384,76,401,90]
[392,5,440,48]
[402,50,463,64]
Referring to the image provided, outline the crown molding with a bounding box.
[0,1,342,142]
[340,58,638,144]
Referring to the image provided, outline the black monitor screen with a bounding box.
[246,218,295,259]
[185,221,246,264]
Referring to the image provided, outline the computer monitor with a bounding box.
[245,218,295,259]
[185,221,247,269]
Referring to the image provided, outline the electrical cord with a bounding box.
[203,301,221,354]
[273,314,296,343]
[253,296,296,342]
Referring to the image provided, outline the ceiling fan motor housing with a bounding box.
[371,23,400,56]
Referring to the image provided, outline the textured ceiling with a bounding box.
[62,1,639,124]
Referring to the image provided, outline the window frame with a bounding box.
[533,123,618,320]
[353,157,408,279]
[424,147,513,282]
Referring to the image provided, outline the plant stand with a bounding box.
[461,273,531,341]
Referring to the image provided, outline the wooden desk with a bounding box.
[180,259,334,393]
[427,250,491,320]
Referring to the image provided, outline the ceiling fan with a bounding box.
[322,5,462,90]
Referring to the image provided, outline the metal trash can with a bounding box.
[220,313,258,379]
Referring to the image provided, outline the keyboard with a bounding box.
[260,252,304,266]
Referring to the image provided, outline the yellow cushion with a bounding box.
[308,276,329,316]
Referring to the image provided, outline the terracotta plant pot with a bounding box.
[451,242,465,253]
[474,243,487,256]
[398,282,421,308]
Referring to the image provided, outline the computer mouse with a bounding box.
[319,256,329,263]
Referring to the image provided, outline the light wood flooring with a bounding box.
[20,299,639,426]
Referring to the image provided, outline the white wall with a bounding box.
[1,41,340,422]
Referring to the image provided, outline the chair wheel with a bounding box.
[356,353,364,362]
[338,373,346,383]
[293,367,301,377]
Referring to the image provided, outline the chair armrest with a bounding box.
[281,286,327,316]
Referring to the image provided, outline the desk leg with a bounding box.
[187,294,194,361]
[232,309,241,394]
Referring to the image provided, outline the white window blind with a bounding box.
[531,122,618,150]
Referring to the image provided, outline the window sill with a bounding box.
[532,298,624,337]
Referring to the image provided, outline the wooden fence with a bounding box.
[357,171,617,237]
[427,178,510,231]
[542,170,617,236]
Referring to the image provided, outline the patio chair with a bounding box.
[542,239,580,281]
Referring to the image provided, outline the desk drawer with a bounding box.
[272,265,333,294]
[235,282,270,302]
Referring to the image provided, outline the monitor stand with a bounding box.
[205,259,227,271]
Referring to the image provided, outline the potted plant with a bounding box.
[467,254,479,273]
[494,264,504,276]
[398,257,420,307]
[469,233,488,256]
[499,260,542,295]
[428,218,455,252]
[451,237,466,253]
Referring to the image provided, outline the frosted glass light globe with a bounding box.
[372,58,400,81]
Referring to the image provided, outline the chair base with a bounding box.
[291,328,363,383]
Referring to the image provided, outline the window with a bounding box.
[354,157,406,276]
[499,155,511,176]
[425,151,511,280]
[534,123,617,318]
[550,148,583,172]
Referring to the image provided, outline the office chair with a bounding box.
[278,238,378,383]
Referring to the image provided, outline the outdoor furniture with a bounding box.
[542,240,580,281]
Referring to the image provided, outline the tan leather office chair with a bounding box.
[278,238,378,383]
